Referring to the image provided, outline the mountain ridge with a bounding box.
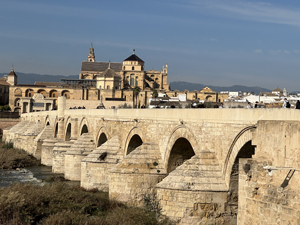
[0,72,272,94]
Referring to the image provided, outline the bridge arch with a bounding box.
[65,122,72,141]
[164,125,198,173]
[223,125,256,186]
[96,126,110,147]
[124,127,144,155]
[44,115,50,126]
[54,122,58,138]
[79,117,90,136]
[223,125,256,216]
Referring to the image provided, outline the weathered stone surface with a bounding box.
[110,143,167,206]
[81,136,123,191]
[52,141,73,173]
[6,105,300,225]
[64,133,95,181]
[238,158,300,225]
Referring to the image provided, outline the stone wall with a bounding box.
[0,118,20,137]
[238,158,300,225]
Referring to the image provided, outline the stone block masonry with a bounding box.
[4,97,300,224]
[238,158,300,225]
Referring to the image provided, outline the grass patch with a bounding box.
[0,141,40,169]
[0,183,173,225]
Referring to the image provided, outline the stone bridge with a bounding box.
[3,97,300,224]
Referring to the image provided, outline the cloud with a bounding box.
[254,49,263,54]
[184,0,300,27]
[269,50,293,55]
[210,38,218,42]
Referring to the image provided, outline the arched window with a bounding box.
[132,66,134,70]
[130,78,134,86]
[107,85,110,89]
[151,75,154,78]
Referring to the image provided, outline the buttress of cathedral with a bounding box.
[80,44,170,91]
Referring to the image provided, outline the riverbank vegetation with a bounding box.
[0,141,40,169]
[0,140,173,225]
[0,182,173,225]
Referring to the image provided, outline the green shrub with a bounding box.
[2,142,13,149]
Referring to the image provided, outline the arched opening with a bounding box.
[37,89,47,97]
[25,89,34,97]
[206,95,212,102]
[50,90,58,98]
[81,124,88,135]
[97,133,107,147]
[14,88,22,97]
[46,121,50,126]
[127,134,143,155]
[228,141,255,216]
[65,123,71,141]
[14,98,20,107]
[61,90,70,99]
[54,123,58,138]
[167,138,195,173]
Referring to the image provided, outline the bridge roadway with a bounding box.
[3,97,300,224]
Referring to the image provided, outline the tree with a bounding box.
[133,86,141,108]
[250,91,254,95]
[152,89,158,100]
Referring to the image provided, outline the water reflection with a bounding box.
[0,166,79,188]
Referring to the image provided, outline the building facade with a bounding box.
[5,45,227,113]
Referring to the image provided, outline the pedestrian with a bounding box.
[295,100,300,109]
[282,98,291,108]
[219,103,223,108]
[247,102,251,108]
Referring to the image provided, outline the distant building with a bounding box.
[4,45,229,113]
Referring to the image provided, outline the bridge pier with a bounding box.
[64,133,95,181]
[156,153,234,224]
[81,136,123,191]
[70,118,78,140]
[52,141,73,173]
[41,139,57,166]
[109,143,167,206]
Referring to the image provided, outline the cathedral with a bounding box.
[79,44,170,91]
[4,45,226,113]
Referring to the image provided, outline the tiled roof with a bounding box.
[81,62,122,72]
[272,87,282,92]
[17,84,46,87]
[99,68,121,78]
[35,82,61,86]
[124,54,144,63]
[0,80,10,86]
[8,70,16,76]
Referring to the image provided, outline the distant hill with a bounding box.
[0,72,78,85]
[0,72,271,95]
[170,81,271,95]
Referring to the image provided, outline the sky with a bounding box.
[1,0,300,91]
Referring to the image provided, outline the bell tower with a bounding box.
[7,66,17,86]
[87,43,95,62]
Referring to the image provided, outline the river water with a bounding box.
[0,166,80,188]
